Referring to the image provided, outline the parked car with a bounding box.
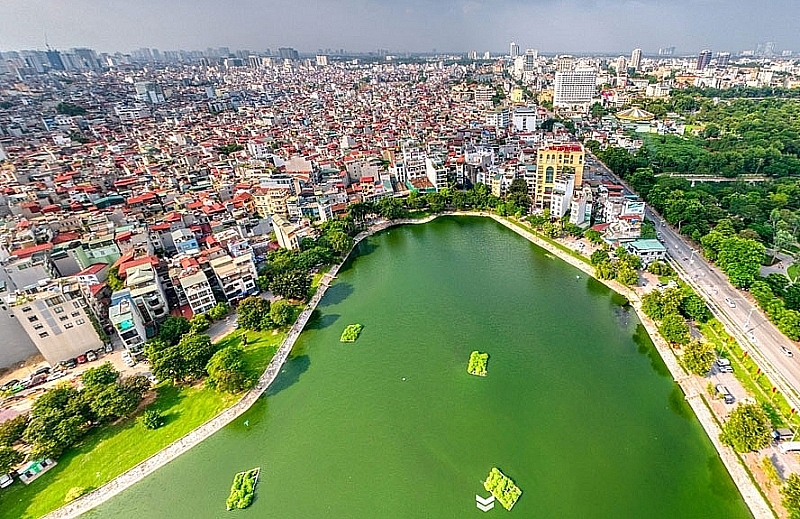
[60,358,78,369]
[76,355,87,364]
[716,358,734,373]
[46,371,68,382]
[773,428,794,442]
[85,350,98,362]
[104,343,114,353]
[715,384,735,404]
[33,366,51,377]
[781,346,794,357]
[1,379,19,391]
[0,474,12,489]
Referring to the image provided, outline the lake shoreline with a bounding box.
[42,212,772,519]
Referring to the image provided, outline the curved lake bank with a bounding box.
[84,216,751,518]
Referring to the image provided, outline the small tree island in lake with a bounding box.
[467,351,489,376]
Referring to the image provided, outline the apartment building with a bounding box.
[124,261,169,327]
[179,270,217,315]
[109,296,147,352]
[553,68,597,111]
[10,280,103,364]
[209,254,258,303]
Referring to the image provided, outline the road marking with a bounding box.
[476,494,495,512]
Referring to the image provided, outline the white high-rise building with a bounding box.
[512,107,538,132]
[630,48,642,71]
[315,55,329,66]
[553,68,597,110]
[616,56,627,75]
[510,42,520,58]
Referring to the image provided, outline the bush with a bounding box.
[64,486,91,503]
[467,351,489,376]
[190,313,211,333]
[208,302,230,321]
[141,409,164,430]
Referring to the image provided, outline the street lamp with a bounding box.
[689,249,697,264]
[744,307,756,331]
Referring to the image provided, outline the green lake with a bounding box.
[85,216,752,518]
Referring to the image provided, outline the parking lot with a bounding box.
[0,348,153,419]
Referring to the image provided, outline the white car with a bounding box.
[781,346,794,358]
[0,474,13,489]
[725,297,736,308]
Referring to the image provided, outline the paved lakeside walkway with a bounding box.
[46,212,772,519]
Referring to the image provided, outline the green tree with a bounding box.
[590,249,610,266]
[326,230,354,256]
[0,446,23,474]
[24,384,90,459]
[237,296,270,331]
[680,294,711,322]
[206,346,252,393]
[506,178,530,211]
[717,236,765,288]
[207,302,230,321]
[190,313,211,333]
[81,362,119,390]
[782,473,800,519]
[583,229,603,244]
[178,333,217,381]
[720,403,772,452]
[158,316,191,346]
[147,340,186,384]
[595,260,616,280]
[616,263,639,286]
[107,266,125,292]
[89,383,140,422]
[56,102,86,116]
[0,413,28,447]
[680,340,716,375]
[270,270,311,301]
[641,291,664,320]
[659,313,690,345]
[269,299,294,326]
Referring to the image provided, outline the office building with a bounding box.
[696,50,713,70]
[524,49,537,72]
[630,48,642,71]
[616,56,627,75]
[717,52,731,68]
[316,55,329,66]
[134,81,165,104]
[510,42,520,58]
[535,144,585,209]
[278,47,300,60]
[553,68,597,110]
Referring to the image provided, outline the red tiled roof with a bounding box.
[11,242,53,258]
[77,263,108,276]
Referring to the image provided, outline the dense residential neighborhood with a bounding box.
[3,40,800,518]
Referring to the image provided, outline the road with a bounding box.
[586,152,800,409]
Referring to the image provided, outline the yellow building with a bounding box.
[510,87,524,104]
[535,144,584,209]
[253,187,290,218]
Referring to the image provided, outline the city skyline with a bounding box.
[0,0,798,55]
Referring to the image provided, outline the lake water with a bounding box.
[86,216,751,518]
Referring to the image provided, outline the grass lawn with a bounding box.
[788,263,799,283]
[0,329,286,519]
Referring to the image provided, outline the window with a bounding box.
[33,323,44,330]
[71,311,80,317]
[27,315,39,323]
[76,318,85,325]
[64,323,73,329]
[39,332,49,338]
[54,306,64,314]
[21,306,31,313]
[59,315,69,321]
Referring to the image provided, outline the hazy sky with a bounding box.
[0,0,797,55]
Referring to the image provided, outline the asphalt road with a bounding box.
[586,153,800,408]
